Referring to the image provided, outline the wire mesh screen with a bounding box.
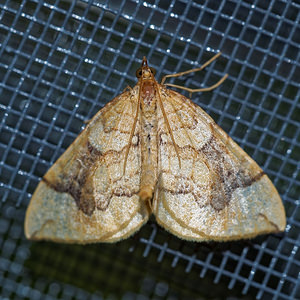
[0,0,299,299]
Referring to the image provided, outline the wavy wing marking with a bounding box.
[154,87,286,241]
[25,87,150,243]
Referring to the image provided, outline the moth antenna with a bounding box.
[161,52,228,95]
[123,88,141,175]
[164,74,228,94]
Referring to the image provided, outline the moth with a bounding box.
[25,53,286,243]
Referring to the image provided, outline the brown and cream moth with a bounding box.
[25,53,286,243]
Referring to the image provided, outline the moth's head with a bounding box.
[136,56,156,80]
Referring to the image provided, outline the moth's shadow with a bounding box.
[141,219,285,275]
[23,221,284,298]
[24,237,145,297]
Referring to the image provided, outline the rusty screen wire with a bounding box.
[0,0,299,299]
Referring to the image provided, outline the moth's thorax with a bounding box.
[141,79,157,110]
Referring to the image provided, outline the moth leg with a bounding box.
[123,85,133,92]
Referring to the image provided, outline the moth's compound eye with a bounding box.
[136,68,142,78]
[150,67,156,76]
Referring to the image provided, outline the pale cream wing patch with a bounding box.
[25,87,149,243]
[154,87,286,241]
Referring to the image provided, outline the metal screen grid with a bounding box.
[0,0,299,299]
